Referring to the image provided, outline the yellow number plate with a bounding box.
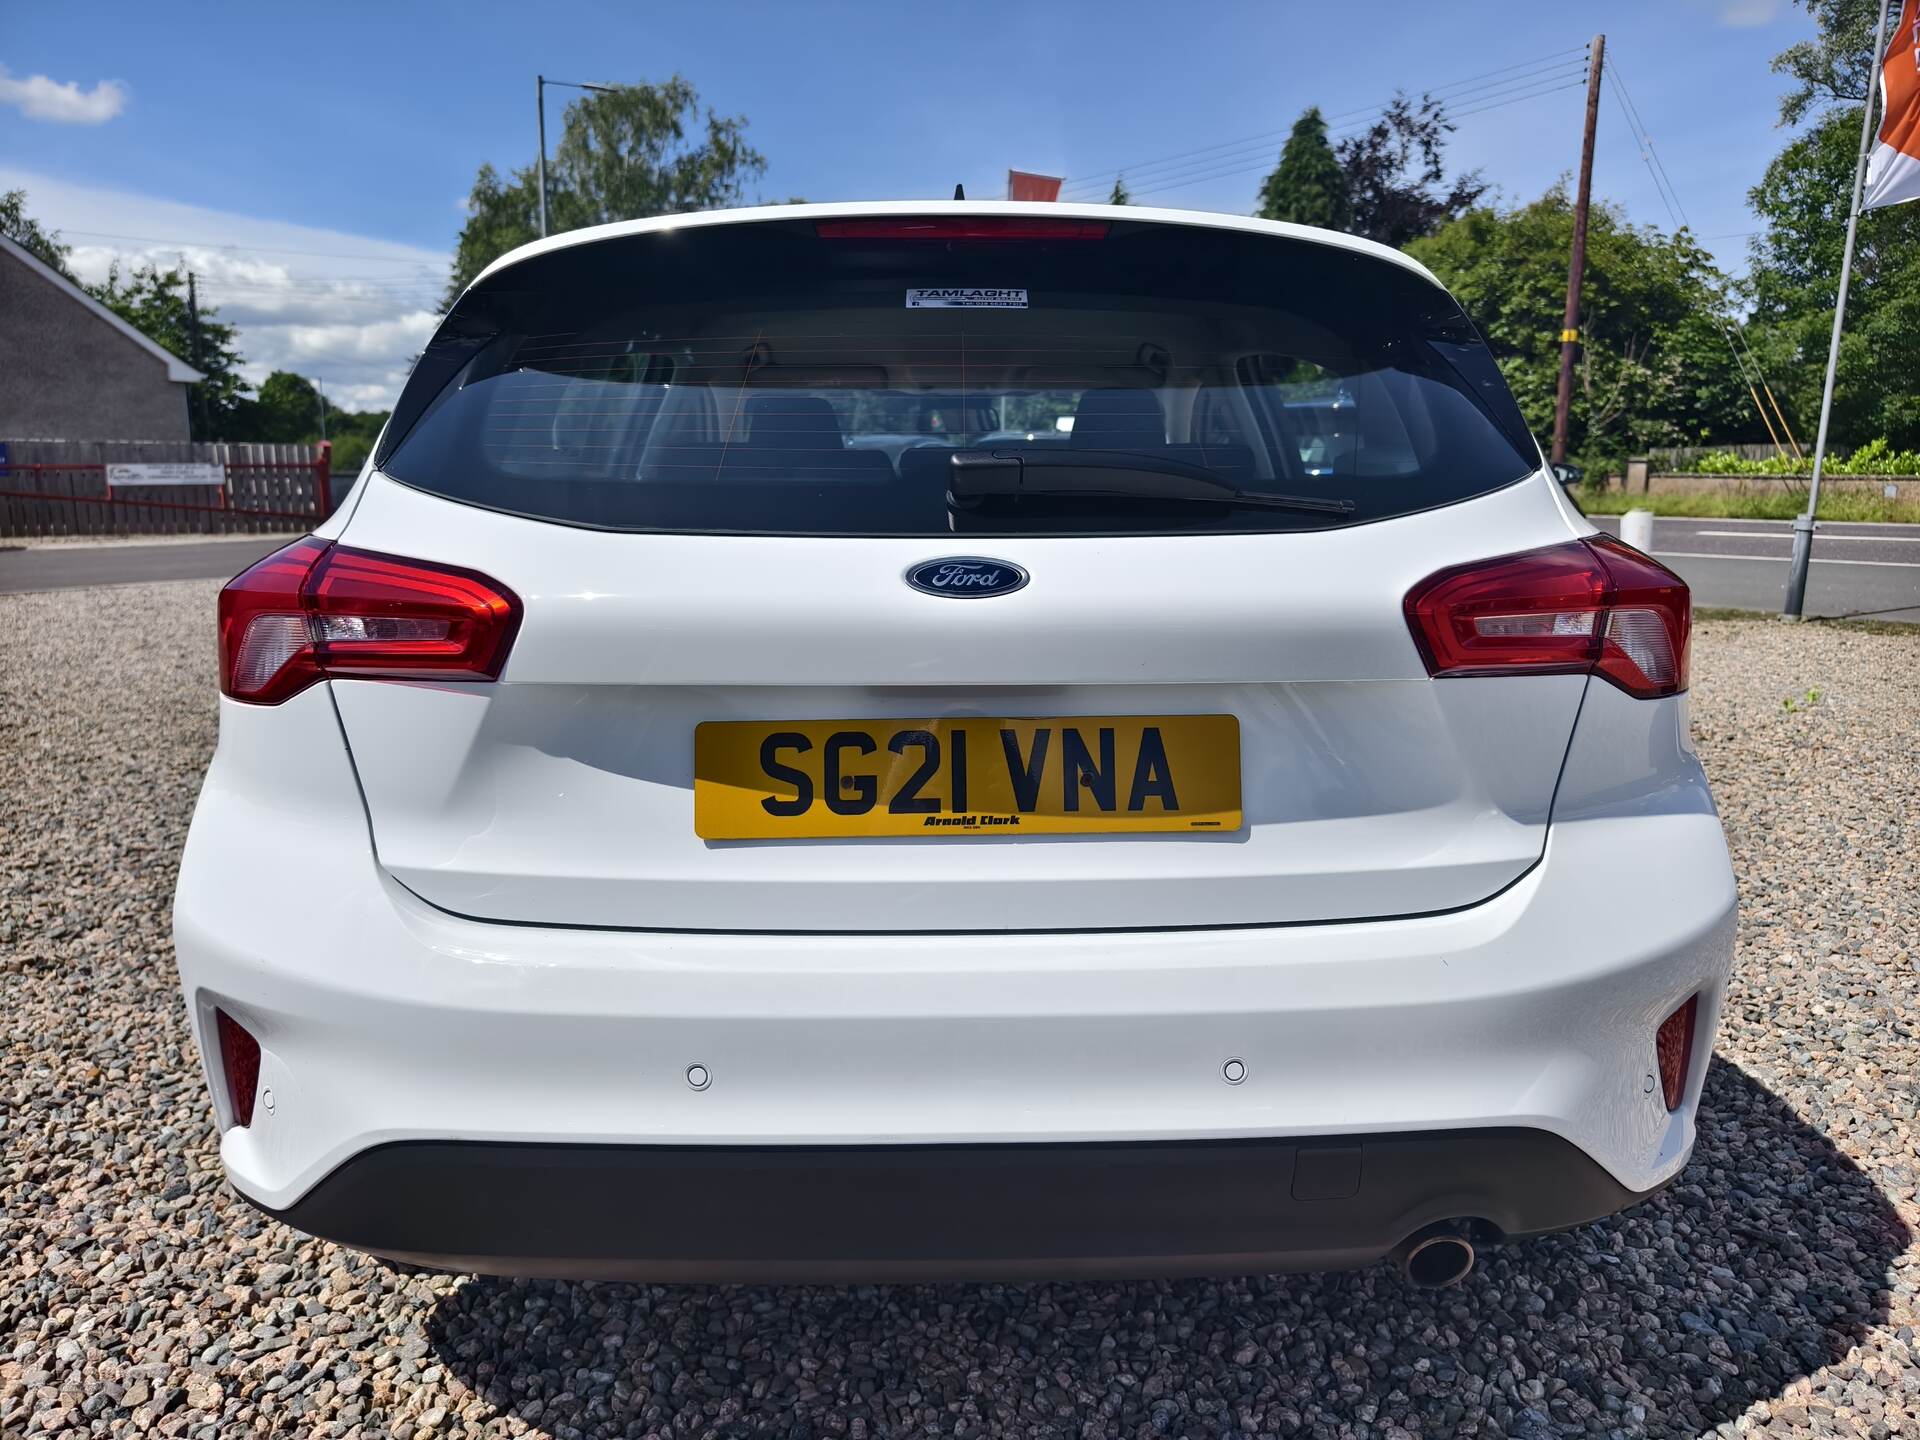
[694,715,1241,839]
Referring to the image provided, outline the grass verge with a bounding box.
[1577,490,1920,523]
[1694,605,1918,633]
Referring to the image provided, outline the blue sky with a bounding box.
[2,0,1818,409]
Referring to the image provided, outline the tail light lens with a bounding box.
[1655,995,1699,1111]
[218,539,521,704]
[1405,536,1689,698]
[215,1008,261,1128]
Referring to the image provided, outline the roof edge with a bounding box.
[468,199,1446,294]
[0,233,208,384]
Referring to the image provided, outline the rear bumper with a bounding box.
[249,1129,1659,1282]
[176,686,1738,1250]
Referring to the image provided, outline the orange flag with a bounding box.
[1007,171,1063,203]
[1865,0,1920,209]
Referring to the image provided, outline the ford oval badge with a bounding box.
[904,556,1030,598]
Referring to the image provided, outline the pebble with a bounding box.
[2,588,1916,1437]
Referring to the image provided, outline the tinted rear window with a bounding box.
[381,217,1537,536]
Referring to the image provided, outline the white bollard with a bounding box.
[1620,508,1655,554]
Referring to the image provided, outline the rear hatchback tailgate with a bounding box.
[328,473,1585,931]
[324,206,1584,933]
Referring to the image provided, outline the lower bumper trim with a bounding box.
[250,1129,1663,1282]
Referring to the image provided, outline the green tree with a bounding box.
[321,407,389,476]
[1,190,76,280]
[88,261,250,439]
[1770,0,1883,124]
[1336,93,1486,248]
[248,370,327,441]
[1,189,76,279]
[445,75,765,304]
[230,369,391,472]
[1408,188,1753,457]
[1256,108,1350,230]
[1746,108,1920,448]
[1108,175,1131,205]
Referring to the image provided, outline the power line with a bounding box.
[60,227,444,265]
[1069,65,1589,202]
[1056,42,1591,199]
[1604,53,1801,456]
[192,277,445,298]
[1123,75,1587,203]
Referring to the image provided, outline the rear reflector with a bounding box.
[215,1008,261,1128]
[218,540,521,704]
[1404,536,1689,698]
[1655,995,1699,1111]
[814,217,1110,241]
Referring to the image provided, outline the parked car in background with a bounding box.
[175,202,1735,1286]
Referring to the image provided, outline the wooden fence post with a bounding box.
[314,441,333,519]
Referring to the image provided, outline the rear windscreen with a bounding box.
[380,218,1539,536]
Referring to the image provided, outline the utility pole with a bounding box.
[1784,0,1893,619]
[314,377,328,443]
[536,75,549,238]
[1550,35,1606,469]
[185,270,206,443]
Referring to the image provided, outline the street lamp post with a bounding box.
[536,75,619,238]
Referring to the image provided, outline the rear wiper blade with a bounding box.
[948,449,1355,516]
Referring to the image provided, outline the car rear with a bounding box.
[173,202,1736,1282]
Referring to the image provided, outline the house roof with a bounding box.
[0,232,207,384]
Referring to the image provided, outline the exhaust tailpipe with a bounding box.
[1397,1227,1476,1289]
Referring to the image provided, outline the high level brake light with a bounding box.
[1404,536,1689,698]
[218,539,521,704]
[814,217,1110,240]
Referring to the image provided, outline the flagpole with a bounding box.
[1783,0,1895,619]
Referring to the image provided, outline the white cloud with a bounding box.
[0,65,127,124]
[5,167,449,410]
[1717,0,1784,27]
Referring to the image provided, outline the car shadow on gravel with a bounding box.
[426,1059,1910,1438]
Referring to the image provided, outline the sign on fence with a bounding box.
[105,462,226,487]
[1,439,334,539]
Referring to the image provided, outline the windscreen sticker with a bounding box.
[906,287,1029,309]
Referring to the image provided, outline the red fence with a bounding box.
[0,441,334,539]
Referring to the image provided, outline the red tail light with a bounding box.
[215,1008,261,1128]
[1655,995,1699,1111]
[815,217,1110,240]
[219,539,521,704]
[1404,536,1689,698]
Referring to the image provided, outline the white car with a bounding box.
[174,202,1735,1288]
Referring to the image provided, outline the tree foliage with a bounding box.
[1335,93,1487,248]
[1,189,77,280]
[1770,0,1884,124]
[1408,188,1752,457]
[88,261,250,439]
[1255,108,1350,230]
[1254,94,1482,246]
[1746,107,1920,448]
[445,75,765,304]
[1108,175,1131,205]
[237,370,389,472]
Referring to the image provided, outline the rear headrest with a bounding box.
[1071,388,1166,447]
[744,394,844,449]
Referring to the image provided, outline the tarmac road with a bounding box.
[1585,515,1920,623]
[0,535,297,595]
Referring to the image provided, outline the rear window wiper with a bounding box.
[948,450,1355,516]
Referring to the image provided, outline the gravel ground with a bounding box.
[2,583,1916,1439]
